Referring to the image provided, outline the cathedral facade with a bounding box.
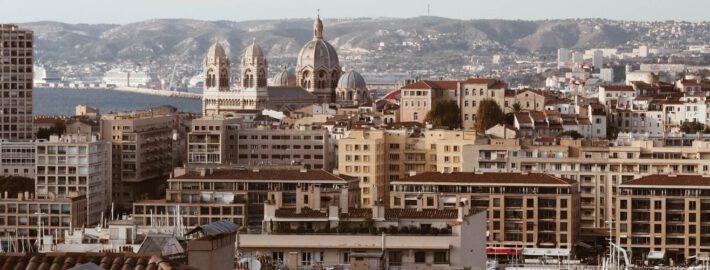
[202,15,367,117]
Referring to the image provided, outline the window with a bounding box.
[273,252,284,263]
[389,251,402,266]
[342,252,349,263]
[414,251,426,263]
[434,252,449,264]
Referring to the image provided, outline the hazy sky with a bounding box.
[2,0,710,24]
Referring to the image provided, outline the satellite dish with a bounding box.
[239,258,262,270]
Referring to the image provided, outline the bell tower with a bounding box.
[204,42,230,92]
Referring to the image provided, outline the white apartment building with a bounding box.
[35,135,111,225]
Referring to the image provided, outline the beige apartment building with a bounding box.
[399,79,508,130]
[0,25,33,141]
[464,136,710,242]
[616,175,710,263]
[389,172,579,250]
[0,193,86,241]
[35,134,111,225]
[338,129,476,208]
[101,108,177,209]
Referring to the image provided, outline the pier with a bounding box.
[35,83,202,100]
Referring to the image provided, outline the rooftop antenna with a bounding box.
[427,4,431,16]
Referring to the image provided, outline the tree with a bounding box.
[511,102,522,113]
[680,122,707,134]
[0,176,34,198]
[35,122,66,140]
[558,130,583,139]
[475,98,505,133]
[424,100,462,129]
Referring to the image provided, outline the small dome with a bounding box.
[337,70,367,90]
[297,39,340,70]
[272,70,297,87]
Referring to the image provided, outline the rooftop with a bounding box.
[393,172,575,186]
[622,174,710,187]
[174,169,346,182]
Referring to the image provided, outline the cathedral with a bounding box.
[201,15,370,117]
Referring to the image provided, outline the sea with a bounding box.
[33,88,202,116]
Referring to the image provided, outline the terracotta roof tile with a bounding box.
[394,172,574,185]
[601,85,634,92]
[341,208,372,219]
[0,253,194,270]
[400,80,458,90]
[622,175,710,187]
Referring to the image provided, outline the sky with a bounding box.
[2,0,710,24]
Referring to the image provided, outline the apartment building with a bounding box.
[35,134,111,225]
[132,168,357,229]
[616,175,710,262]
[389,172,579,250]
[0,24,33,141]
[0,139,35,178]
[186,116,334,171]
[465,136,710,242]
[338,129,476,208]
[101,108,177,208]
[399,79,508,129]
[0,192,86,241]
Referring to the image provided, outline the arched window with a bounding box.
[220,69,228,87]
[258,69,266,87]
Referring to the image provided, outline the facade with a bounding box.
[464,136,710,243]
[0,25,33,141]
[186,117,334,171]
[133,168,355,229]
[616,175,710,263]
[0,139,35,178]
[338,129,476,208]
[35,134,111,225]
[0,193,86,241]
[390,172,579,250]
[399,79,507,129]
[101,109,176,208]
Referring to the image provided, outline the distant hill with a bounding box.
[18,17,694,67]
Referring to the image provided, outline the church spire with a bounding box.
[314,11,323,39]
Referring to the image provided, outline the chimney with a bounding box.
[416,195,423,212]
[340,188,349,214]
[295,184,303,214]
[24,191,29,201]
[408,171,417,177]
[253,168,260,173]
[17,193,23,201]
[313,185,321,211]
[199,168,207,177]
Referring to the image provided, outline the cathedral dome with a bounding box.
[272,70,297,87]
[242,41,266,66]
[337,70,367,90]
[297,39,340,70]
[296,16,340,71]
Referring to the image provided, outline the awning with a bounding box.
[576,241,593,249]
[487,247,523,255]
[523,248,571,257]
[648,251,665,260]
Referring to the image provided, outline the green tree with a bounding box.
[475,98,505,132]
[680,122,706,134]
[35,122,66,140]
[0,176,34,198]
[424,100,462,129]
[558,130,583,139]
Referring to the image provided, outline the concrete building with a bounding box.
[592,50,604,69]
[0,139,35,178]
[557,48,571,68]
[0,25,34,141]
[600,68,614,82]
[186,117,334,171]
[390,172,578,251]
[0,193,86,242]
[186,220,237,270]
[35,134,111,225]
[251,198,487,270]
[132,168,357,229]
[616,175,710,262]
[338,129,477,208]
[100,108,177,209]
